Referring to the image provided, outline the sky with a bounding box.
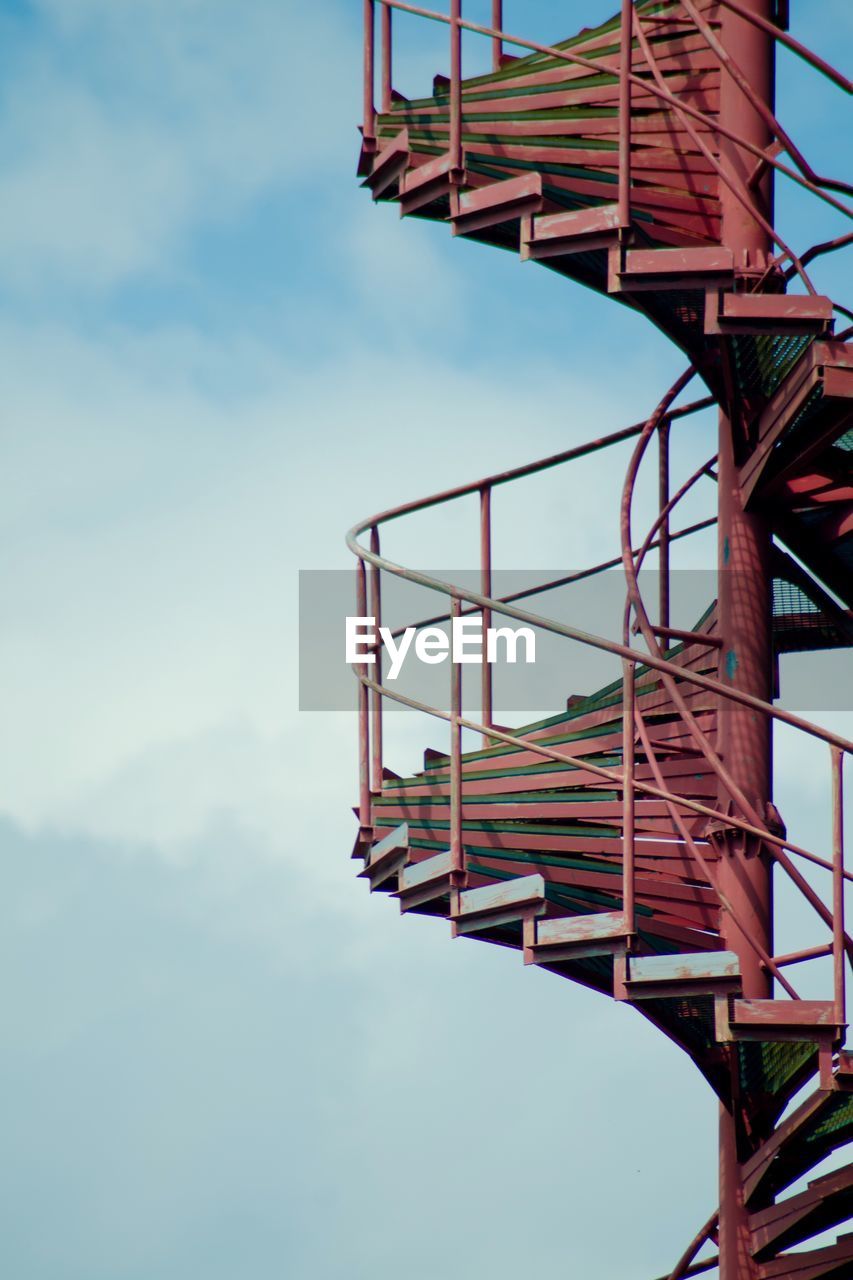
[0,3,851,1278]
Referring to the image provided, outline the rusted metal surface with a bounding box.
[732,999,838,1029]
[456,874,545,918]
[537,911,628,946]
[630,951,741,983]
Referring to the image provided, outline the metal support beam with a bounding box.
[480,486,493,744]
[381,2,393,113]
[716,5,776,1277]
[450,0,462,170]
[618,0,632,227]
[369,525,384,794]
[363,0,376,143]
[491,0,502,73]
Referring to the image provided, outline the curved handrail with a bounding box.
[619,371,853,981]
[374,0,853,303]
[347,522,853,758]
[347,389,853,991]
[358,401,713,530]
[352,0,853,1020]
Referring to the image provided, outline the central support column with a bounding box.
[714,3,776,1277]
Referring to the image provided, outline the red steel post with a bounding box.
[450,0,462,170]
[480,485,493,744]
[450,597,463,874]
[622,658,636,932]
[715,4,775,1277]
[369,526,384,794]
[618,0,633,227]
[363,0,376,143]
[357,559,372,830]
[491,1,502,73]
[832,748,846,1026]
[658,417,670,632]
[381,2,393,113]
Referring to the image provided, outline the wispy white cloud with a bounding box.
[0,811,716,1280]
[0,0,356,293]
[0,305,660,836]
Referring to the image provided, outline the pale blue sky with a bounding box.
[0,3,851,1277]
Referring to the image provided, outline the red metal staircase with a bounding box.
[347,3,852,1277]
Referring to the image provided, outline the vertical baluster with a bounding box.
[450,0,462,171]
[369,526,384,795]
[450,597,463,878]
[622,658,636,933]
[480,485,493,747]
[357,559,372,832]
[491,1,503,72]
[618,0,633,227]
[832,747,846,1026]
[659,417,671,633]
[381,2,393,113]
[363,0,376,145]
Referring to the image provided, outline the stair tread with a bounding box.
[733,999,838,1027]
[743,1089,853,1206]
[456,873,546,919]
[398,849,453,891]
[535,910,628,946]
[628,950,739,982]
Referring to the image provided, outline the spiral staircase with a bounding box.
[347,3,852,1276]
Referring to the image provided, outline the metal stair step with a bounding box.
[525,909,629,965]
[728,999,840,1043]
[452,172,544,238]
[743,1086,853,1207]
[623,950,741,1000]
[357,822,409,892]
[521,202,622,262]
[749,1161,853,1259]
[398,151,463,217]
[609,245,734,294]
[362,129,411,200]
[741,339,853,506]
[707,291,834,336]
[757,1231,853,1280]
[396,849,455,912]
[452,873,546,937]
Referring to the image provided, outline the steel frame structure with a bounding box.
[347,3,853,1276]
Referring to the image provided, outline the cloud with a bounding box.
[0,6,848,1274]
[0,0,357,294]
[0,811,716,1280]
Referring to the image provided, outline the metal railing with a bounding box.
[348,367,852,1021]
[361,0,853,298]
[352,0,853,1028]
